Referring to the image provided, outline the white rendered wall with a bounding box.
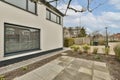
[0,1,63,60]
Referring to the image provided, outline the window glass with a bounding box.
[46,9,61,24]
[5,0,26,9]
[4,0,36,14]
[56,16,60,24]
[51,13,57,22]
[5,24,40,54]
[46,10,50,19]
[28,0,36,13]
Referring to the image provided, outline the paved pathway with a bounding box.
[14,56,111,80]
[0,48,69,75]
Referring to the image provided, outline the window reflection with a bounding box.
[28,0,36,13]
[5,24,40,54]
[4,0,36,13]
[5,0,26,9]
[46,9,61,24]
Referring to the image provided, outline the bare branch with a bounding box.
[87,0,90,12]
[90,1,106,12]
[65,0,72,15]
[48,0,58,3]
[87,0,107,12]
[68,7,86,13]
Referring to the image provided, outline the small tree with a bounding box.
[78,27,87,37]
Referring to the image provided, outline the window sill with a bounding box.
[4,49,41,57]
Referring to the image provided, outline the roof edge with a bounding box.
[39,0,65,16]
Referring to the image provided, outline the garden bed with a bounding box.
[0,54,61,80]
[1,50,120,80]
[64,50,120,80]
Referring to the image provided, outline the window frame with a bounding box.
[1,0,37,15]
[4,23,40,56]
[46,9,61,25]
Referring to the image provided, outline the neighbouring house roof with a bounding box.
[114,33,120,38]
[110,33,120,39]
[40,0,65,16]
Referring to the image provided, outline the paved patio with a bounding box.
[0,48,69,75]
[14,56,111,80]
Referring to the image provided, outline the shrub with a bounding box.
[94,55,100,60]
[114,44,120,60]
[64,38,74,47]
[93,47,98,54]
[102,47,110,55]
[90,41,93,46]
[109,40,120,42]
[70,45,80,52]
[82,44,90,53]
[21,66,28,71]
[0,75,5,80]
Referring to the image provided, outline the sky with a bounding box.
[48,0,120,34]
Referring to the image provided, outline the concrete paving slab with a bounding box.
[50,64,64,74]
[57,56,74,67]
[93,70,111,80]
[53,69,75,80]
[93,76,105,80]
[79,67,92,75]
[94,64,109,72]
[15,72,44,80]
[74,72,92,80]
[14,56,111,80]
[68,59,82,70]
[79,59,93,69]
[64,67,78,76]
[94,61,106,67]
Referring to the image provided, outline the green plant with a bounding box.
[90,41,93,46]
[0,75,5,80]
[114,44,120,60]
[102,47,110,55]
[94,55,100,60]
[70,45,80,52]
[64,38,74,47]
[21,66,28,71]
[93,47,98,54]
[82,44,90,53]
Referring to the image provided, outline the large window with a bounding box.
[5,23,40,55]
[46,9,61,24]
[3,0,37,14]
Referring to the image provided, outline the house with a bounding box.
[110,33,120,41]
[63,27,71,38]
[0,0,64,62]
[63,27,81,38]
